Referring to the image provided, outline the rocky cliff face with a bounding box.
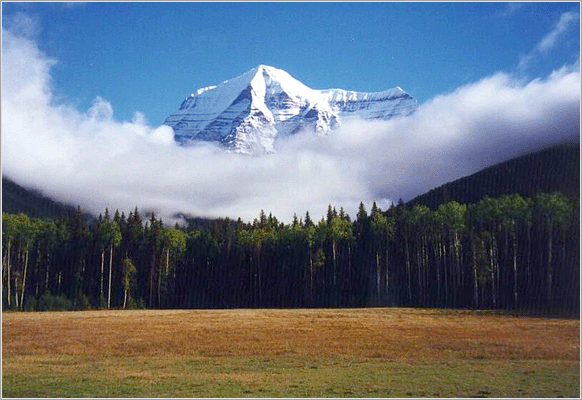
[164,65,418,153]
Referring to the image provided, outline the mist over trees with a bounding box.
[2,192,579,314]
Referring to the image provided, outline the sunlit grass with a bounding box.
[3,308,579,397]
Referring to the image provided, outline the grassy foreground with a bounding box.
[2,308,579,397]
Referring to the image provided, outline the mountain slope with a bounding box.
[407,142,580,209]
[2,176,78,218]
[163,65,418,153]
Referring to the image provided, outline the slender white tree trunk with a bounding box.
[108,245,113,309]
[489,235,496,308]
[20,245,29,310]
[45,251,51,292]
[376,251,382,304]
[385,247,390,305]
[471,232,479,308]
[5,239,11,307]
[100,250,105,302]
[405,237,411,303]
[332,240,337,287]
[310,256,314,305]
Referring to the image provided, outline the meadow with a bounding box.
[2,308,579,398]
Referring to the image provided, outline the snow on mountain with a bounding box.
[163,65,418,153]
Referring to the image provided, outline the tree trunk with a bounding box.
[163,247,170,307]
[309,255,314,306]
[451,232,457,303]
[34,247,41,298]
[5,239,11,308]
[471,232,479,309]
[45,251,51,293]
[547,219,553,304]
[433,236,441,306]
[149,250,156,308]
[416,239,422,305]
[100,250,105,302]
[376,251,381,304]
[384,247,389,305]
[455,232,462,299]
[489,234,496,308]
[157,249,163,308]
[442,241,448,306]
[108,245,113,309]
[166,248,170,280]
[332,239,337,288]
[14,247,22,310]
[405,237,412,304]
[20,246,29,310]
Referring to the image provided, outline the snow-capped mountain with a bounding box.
[163,65,418,153]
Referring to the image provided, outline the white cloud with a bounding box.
[538,11,579,54]
[1,12,40,38]
[519,11,580,71]
[2,27,580,224]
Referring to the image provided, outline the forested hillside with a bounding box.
[2,176,78,219]
[408,143,580,209]
[2,192,579,313]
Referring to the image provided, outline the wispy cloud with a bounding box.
[537,11,580,54]
[1,12,40,38]
[518,11,580,71]
[2,25,580,223]
[497,3,525,18]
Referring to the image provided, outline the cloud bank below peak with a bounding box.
[1,26,580,223]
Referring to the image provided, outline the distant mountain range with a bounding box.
[3,143,579,220]
[163,65,418,153]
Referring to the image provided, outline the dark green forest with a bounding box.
[2,192,579,313]
[2,177,79,220]
[408,143,580,209]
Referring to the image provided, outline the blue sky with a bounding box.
[2,2,580,125]
[1,2,580,222]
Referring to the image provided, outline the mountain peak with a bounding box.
[253,64,276,73]
[251,64,285,76]
[164,66,418,153]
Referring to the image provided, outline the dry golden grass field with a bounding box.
[2,308,580,397]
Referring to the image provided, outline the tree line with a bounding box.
[2,192,579,313]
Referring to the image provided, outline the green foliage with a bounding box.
[75,294,92,310]
[435,201,467,232]
[122,257,137,291]
[1,191,579,312]
[534,192,572,228]
[96,218,122,248]
[37,292,75,311]
[160,227,187,256]
[23,296,37,311]
[329,213,353,240]
[127,297,146,309]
